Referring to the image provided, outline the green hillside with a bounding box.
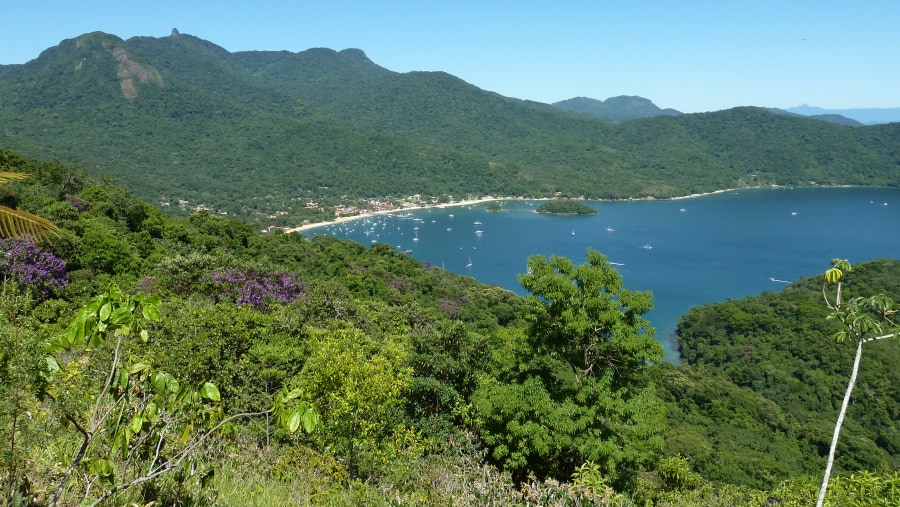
[1,31,900,229]
[1,147,899,504]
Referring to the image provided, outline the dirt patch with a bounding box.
[112,48,163,99]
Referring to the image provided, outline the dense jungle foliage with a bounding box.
[1,31,899,229]
[535,200,598,215]
[1,148,899,505]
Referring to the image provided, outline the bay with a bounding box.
[307,187,900,363]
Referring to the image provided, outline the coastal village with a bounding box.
[161,193,500,234]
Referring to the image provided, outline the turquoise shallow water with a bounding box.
[307,187,900,363]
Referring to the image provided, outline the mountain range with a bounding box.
[1,31,899,225]
[787,105,900,125]
[553,96,682,121]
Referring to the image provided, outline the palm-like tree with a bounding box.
[0,172,59,242]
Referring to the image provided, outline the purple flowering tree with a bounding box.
[0,238,68,299]
[206,268,305,309]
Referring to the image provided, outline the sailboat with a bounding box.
[466,257,472,268]
[571,229,575,236]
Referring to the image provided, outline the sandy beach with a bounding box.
[286,197,505,233]
[286,188,761,234]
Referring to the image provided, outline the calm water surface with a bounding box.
[307,188,900,362]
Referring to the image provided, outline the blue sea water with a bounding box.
[306,187,900,363]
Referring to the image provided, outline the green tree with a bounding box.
[296,325,412,479]
[473,250,666,488]
[517,248,662,388]
[816,259,899,507]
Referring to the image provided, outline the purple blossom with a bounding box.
[206,268,305,309]
[65,195,91,212]
[0,238,68,299]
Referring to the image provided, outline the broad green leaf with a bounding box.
[44,355,60,376]
[99,301,112,321]
[140,329,149,342]
[153,371,173,393]
[142,302,161,322]
[109,307,133,326]
[200,382,221,402]
[112,430,126,458]
[83,297,104,315]
[128,362,150,375]
[284,388,303,400]
[146,401,159,422]
[129,414,143,434]
[302,407,317,433]
[89,458,114,478]
[288,410,301,433]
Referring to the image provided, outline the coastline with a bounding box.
[285,186,773,234]
[286,197,507,233]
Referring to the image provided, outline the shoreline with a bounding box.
[286,185,797,233]
[285,197,507,233]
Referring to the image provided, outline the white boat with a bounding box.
[475,230,484,235]
[571,229,575,236]
[474,220,482,225]
[606,226,615,232]
[466,257,472,268]
[643,243,653,250]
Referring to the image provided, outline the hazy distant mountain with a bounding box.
[787,105,900,125]
[553,96,682,121]
[765,108,864,127]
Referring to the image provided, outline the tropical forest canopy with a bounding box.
[0,31,899,228]
[1,147,898,505]
[535,200,598,215]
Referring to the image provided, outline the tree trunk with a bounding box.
[816,338,862,507]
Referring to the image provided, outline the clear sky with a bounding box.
[3,1,898,113]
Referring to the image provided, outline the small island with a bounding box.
[535,200,597,215]
[486,202,502,212]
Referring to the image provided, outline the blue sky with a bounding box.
[3,1,898,113]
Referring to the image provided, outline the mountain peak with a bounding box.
[552,95,681,121]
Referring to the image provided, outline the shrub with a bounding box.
[0,238,67,299]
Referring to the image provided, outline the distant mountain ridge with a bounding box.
[1,31,899,226]
[552,95,682,121]
[764,108,864,127]
[787,104,900,125]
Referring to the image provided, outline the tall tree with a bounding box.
[517,248,663,388]
[816,259,899,507]
[473,249,666,488]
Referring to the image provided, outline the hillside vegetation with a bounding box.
[1,31,899,229]
[1,148,898,505]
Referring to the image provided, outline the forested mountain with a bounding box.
[765,108,864,127]
[553,95,682,121]
[1,31,900,229]
[787,104,900,125]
